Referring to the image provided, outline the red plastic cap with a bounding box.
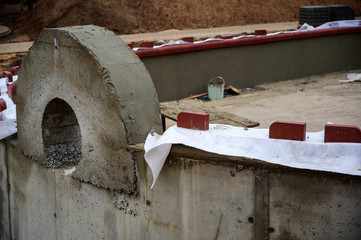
[139,41,154,48]
[269,120,306,141]
[177,111,209,130]
[11,66,20,75]
[181,37,194,43]
[7,81,17,99]
[3,71,13,82]
[255,29,267,36]
[0,98,7,111]
[324,124,361,143]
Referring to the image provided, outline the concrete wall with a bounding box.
[1,141,360,239]
[141,32,361,101]
[0,143,10,240]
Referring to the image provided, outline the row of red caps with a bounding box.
[177,111,361,143]
[0,66,19,113]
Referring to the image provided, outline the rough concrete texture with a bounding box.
[6,145,145,239]
[269,172,361,240]
[4,143,255,240]
[2,142,360,239]
[142,33,361,101]
[0,143,10,240]
[16,25,162,192]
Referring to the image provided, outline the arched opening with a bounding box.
[42,98,81,168]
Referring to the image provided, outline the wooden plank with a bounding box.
[183,92,208,100]
[160,100,259,128]
[161,113,177,122]
[227,85,241,95]
[0,42,33,55]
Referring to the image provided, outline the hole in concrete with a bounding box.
[42,98,81,168]
[248,217,254,223]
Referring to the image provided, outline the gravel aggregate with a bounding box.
[45,141,81,168]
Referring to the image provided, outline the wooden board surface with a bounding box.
[160,100,259,128]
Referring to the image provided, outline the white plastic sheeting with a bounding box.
[339,73,361,83]
[317,20,361,30]
[145,124,361,188]
[0,77,17,140]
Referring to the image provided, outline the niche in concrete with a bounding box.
[17,25,162,192]
[42,98,81,168]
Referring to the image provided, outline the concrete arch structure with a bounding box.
[16,25,162,192]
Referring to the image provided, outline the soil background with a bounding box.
[1,0,361,42]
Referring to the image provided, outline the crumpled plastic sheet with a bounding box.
[339,73,361,83]
[316,20,361,30]
[0,77,17,140]
[145,124,361,188]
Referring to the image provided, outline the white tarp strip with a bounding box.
[145,124,361,188]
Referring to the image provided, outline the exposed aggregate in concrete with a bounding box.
[113,197,138,216]
[44,141,81,168]
[113,197,129,211]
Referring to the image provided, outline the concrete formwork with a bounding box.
[140,31,361,101]
[1,142,360,239]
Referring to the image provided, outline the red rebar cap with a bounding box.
[177,111,209,130]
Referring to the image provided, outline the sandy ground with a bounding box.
[0,52,25,71]
[1,0,360,43]
[165,70,361,132]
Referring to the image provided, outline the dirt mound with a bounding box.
[4,0,361,41]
